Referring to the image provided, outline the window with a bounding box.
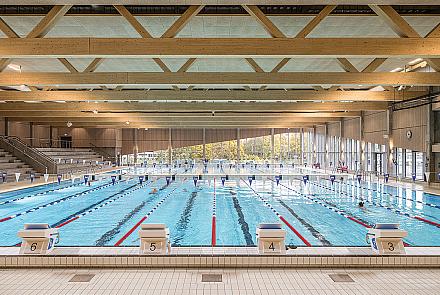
[415,152,424,180]
[405,149,413,178]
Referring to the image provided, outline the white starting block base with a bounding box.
[138,224,170,255]
[17,224,59,255]
[367,223,407,255]
[256,223,286,255]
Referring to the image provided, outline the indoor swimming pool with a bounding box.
[0,165,439,247]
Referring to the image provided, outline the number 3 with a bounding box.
[149,243,156,251]
[30,243,37,251]
[388,242,394,251]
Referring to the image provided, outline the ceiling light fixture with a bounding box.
[92,110,98,114]
[126,121,130,125]
[7,64,21,72]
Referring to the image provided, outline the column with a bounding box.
[324,124,328,169]
[287,128,290,162]
[236,128,240,163]
[202,128,206,160]
[359,115,364,172]
[29,122,34,147]
[168,128,172,164]
[300,128,304,165]
[133,128,139,165]
[271,128,275,164]
[384,109,393,176]
[426,103,434,183]
[339,120,343,166]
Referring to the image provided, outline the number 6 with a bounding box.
[30,243,37,251]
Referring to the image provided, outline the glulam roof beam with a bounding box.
[0,101,388,112]
[0,72,438,86]
[0,38,438,58]
[0,90,421,102]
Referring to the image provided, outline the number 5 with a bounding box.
[149,243,156,251]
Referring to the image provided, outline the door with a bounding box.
[60,136,72,148]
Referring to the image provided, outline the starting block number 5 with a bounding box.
[144,241,163,254]
[263,241,281,253]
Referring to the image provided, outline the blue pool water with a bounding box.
[0,165,439,247]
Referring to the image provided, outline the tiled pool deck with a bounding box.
[1,247,439,268]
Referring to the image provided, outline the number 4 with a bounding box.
[269,242,275,251]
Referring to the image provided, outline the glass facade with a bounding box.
[120,129,426,182]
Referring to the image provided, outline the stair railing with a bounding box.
[0,135,57,174]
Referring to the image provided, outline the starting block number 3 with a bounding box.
[263,241,281,253]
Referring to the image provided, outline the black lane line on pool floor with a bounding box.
[0,181,117,223]
[51,183,139,228]
[231,191,254,246]
[172,190,199,246]
[95,183,169,246]
[277,199,332,246]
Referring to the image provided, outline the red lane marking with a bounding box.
[347,216,371,228]
[279,215,312,247]
[55,216,80,228]
[414,216,440,228]
[211,216,216,246]
[114,216,147,246]
[0,217,12,223]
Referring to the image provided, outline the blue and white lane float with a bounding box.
[114,178,185,246]
[311,181,440,228]
[241,178,312,246]
[0,181,121,223]
[0,180,84,206]
[323,177,440,210]
[54,181,153,228]
[212,177,216,246]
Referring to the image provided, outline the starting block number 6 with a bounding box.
[263,241,281,253]
[24,241,44,254]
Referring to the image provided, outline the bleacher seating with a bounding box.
[36,148,106,173]
[0,148,39,182]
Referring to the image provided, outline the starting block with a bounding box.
[256,223,286,254]
[17,223,59,254]
[138,223,170,254]
[366,223,407,255]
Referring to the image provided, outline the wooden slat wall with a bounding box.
[327,122,340,137]
[342,117,361,140]
[9,122,31,145]
[58,127,119,148]
[363,110,387,145]
[391,105,427,152]
[315,125,326,134]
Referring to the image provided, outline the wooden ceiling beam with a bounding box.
[1,38,438,57]
[242,5,285,38]
[1,72,438,86]
[161,5,204,38]
[369,5,420,38]
[0,89,420,102]
[295,5,336,38]
[336,58,359,73]
[0,101,388,112]
[114,5,152,38]
[26,5,72,38]
[4,111,360,118]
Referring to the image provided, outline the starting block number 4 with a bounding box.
[263,241,281,253]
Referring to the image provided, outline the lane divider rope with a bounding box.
[114,178,185,246]
[241,178,311,247]
[0,181,120,223]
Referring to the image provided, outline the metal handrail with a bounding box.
[0,135,57,173]
[89,142,115,162]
